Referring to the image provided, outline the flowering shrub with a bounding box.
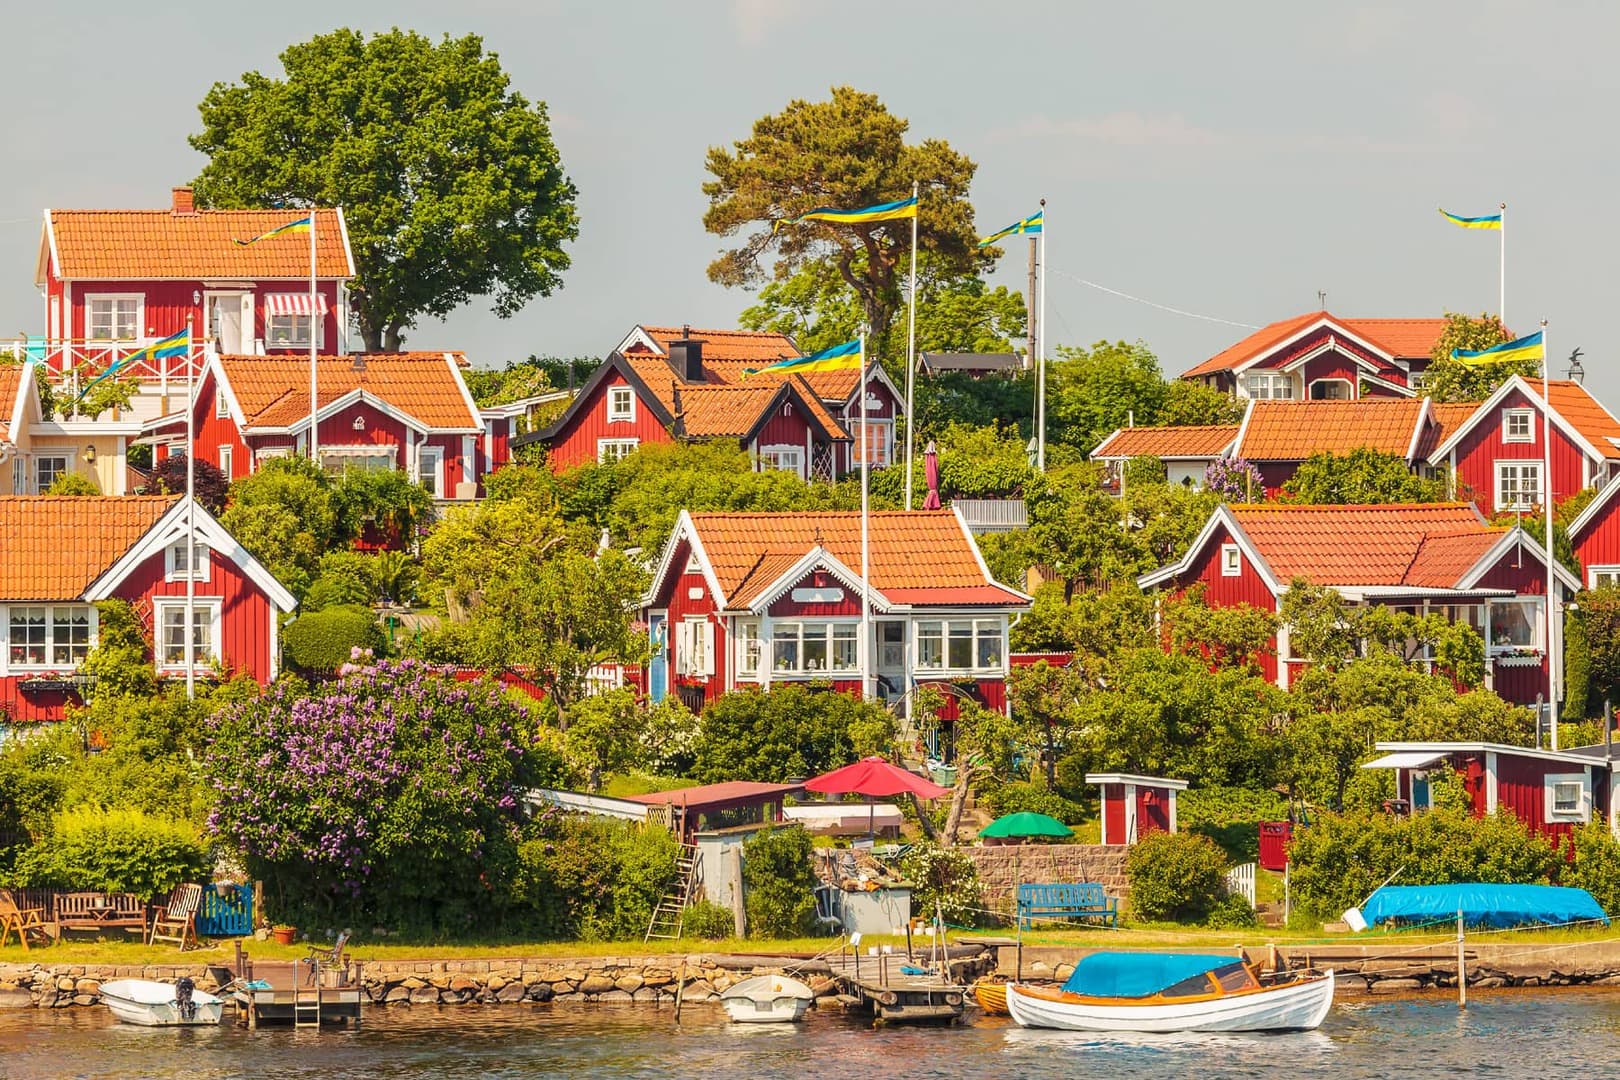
[203,658,569,931]
[900,840,983,927]
[1203,457,1264,503]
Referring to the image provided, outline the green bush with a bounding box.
[44,471,100,495]
[15,806,207,899]
[981,781,1088,826]
[1125,831,1228,923]
[303,552,377,611]
[81,599,157,698]
[1565,822,1620,916]
[282,605,385,671]
[1285,808,1560,919]
[742,826,819,938]
[1202,892,1259,930]
[900,840,983,926]
[691,685,895,784]
[682,899,736,940]
[1178,786,1290,863]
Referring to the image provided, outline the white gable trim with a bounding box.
[1360,370,1417,399]
[1405,397,1433,462]
[1230,397,1259,458]
[953,504,1034,601]
[1137,506,1282,595]
[616,325,666,357]
[1426,375,1608,466]
[1231,316,1398,377]
[36,215,58,289]
[84,497,298,612]
[445,352,485,430]
[743,546,894,614]
[643,510,729,610]
[1277,337,1388,379]
[204,355,248,430]
[1455,526,1582,594]
[244,387,429,437]
[8,359,32,440]
[841,362,906,416]
[1568,475,1620,539]
[333,206,357,278]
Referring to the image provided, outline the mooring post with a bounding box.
[674,957,687,1021]
[1457,908,1467,1009]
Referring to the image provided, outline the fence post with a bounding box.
[1456,908,1467,1009]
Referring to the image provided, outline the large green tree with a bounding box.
[1046,340,1168,454]
[1421,312,1523,402]
[704,86,983,348]
[1280,448,1449,504]
[191,29,578,351]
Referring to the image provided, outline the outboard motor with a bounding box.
[174,976,197,1021]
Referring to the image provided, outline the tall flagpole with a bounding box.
[859,331,872,703]
[309,212,320,465]
[903,180,919,510]
[184,316,196,702]
[1036,197,1047,472]
[1542,318,1558,749]
[1499,203,1507,329]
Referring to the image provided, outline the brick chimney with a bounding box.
[171,187,195,215]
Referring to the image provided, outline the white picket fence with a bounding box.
[1224,862,1257,908]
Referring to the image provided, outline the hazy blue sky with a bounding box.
[3,1,1614,395]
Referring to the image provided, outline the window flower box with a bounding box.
[17,673,90,694]
[1492,650,1543,668]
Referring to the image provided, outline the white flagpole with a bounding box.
[904,180,919,511]
[184,316,196,702]
[1542,318,1558,748]
[1499,203,1507,329]
[860,331,872,703]
[309,212,320,465]
[1037,197,1048,472]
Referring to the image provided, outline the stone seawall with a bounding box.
[961,845,1129,910]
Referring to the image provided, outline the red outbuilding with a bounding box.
[1085,773,1188,846]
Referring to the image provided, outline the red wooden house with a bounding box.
[1138,502,1580,704]
[1566,476,1620,588]
[0,495,296,724]
[143,352,487,499]
[640,509,1030,715]
[1230,397,1432,495]
[1181,312,1447,400]
[1085,773,1188,846]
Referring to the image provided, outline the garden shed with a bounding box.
[1085,773,1188,846]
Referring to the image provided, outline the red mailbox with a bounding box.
[1258,821,1293,872]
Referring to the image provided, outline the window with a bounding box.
[1502,409,1535,444]
[86,295,141,341]
[1242,372,1294,400]
[1487,599,1538,651]
[264,296,322,349]
[320,448,396,475]
[597,438,639,464]
[1221,544,1241,577]
[1409,371,1429,391]
[7,605,95,669]
[607,386,636,423]
[852,421,894,468]
[1545,773,1590,822]
[166,540,211,583]
[878,622,904,669]
[915,619,1003,672]
[1553,782,1581,814]
[1495,460,1542,512]
[676,617,712,677]
[419,447,443,497]
[215,390,230,420]
[737,621,763,677]
[1591,567,1620,589]
[34,456,69,494]
[1308,379,1353,401]
[759,446,804,477]
[768,622,861,676]
[218,446,233,481]
[155,600,217,669]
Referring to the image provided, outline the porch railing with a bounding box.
[6,337,206,392]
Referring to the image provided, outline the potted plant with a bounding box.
[271,924,297,945]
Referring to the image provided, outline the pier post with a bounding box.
[1456,909,1467,1009]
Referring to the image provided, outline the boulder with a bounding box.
[384,986,411,1003]
[1369,978,1422,993]
[641,969,674,987]
[632,988,658,1002]
[0,989,33,1009]
[56,976,76,992]
[615,975,644,994]
[598,990,634,1003]
[496,983,527,1003]
[409,987,441,1005]
[552,981,575,994]
[1053,964,1074,981]
[578,975,616,996]
[529,984,555,1003]
[449,977,480,994]
[400,976,428,990]
[74,980,100,996]
[72,994,96,1007]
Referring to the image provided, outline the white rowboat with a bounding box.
[100,979,224,1027]
[1005,970,1334,1033]
[720,975,815,1023]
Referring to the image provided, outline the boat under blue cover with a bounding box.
[1059,952,1244,998]
[1362,884,1608,929]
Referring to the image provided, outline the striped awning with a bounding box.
[264,293,330,317]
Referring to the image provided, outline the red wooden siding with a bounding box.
[838,377,898,472]
[1493,753,1580,846]
[766,570,864,618]
[0,681,77,724]
[1475,546,1555,704]
[1296,353,1364,398]
[752,403,815,462]
[1573,493,1620,580]
[658,540,725,705]
[64,280,340,354]
[1102,784,1126,843]
[546,374,673,471]
[116,550,275,684]
[1451,389,1589,518]
[191,373,252,480]
[1136,785,1172,836]
[1173,523,1280,682]
[1255,462,1299,498]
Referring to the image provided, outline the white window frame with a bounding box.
[597,438,639,464]
[84,293,143,342]
[758,444,805,479]
[1221,543,1241,577]
[419,445,444,497]
[607,385,636,423]
[736,620,764,678]
[852,420,895,468]
[152,598,222,672]
[1308,378,1354,401]
[319,446,398,475]
[218,445,233,482]
[1485,597,1542,655]
[1502,408,1536,444]
[1590,566,1620,590]
[215,389,231,420]
[768,620,861,677]
[2,604,98,672]
[912,617,1005,675]
[1494,459,1543,513]
[263,295,324,350]
[1544,772,1591,823]
[165,540,212,583]
[676,616,713,678]
[1242,372,1295,400]
[33,455,70,494]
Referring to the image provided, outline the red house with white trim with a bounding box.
[1181,311,1447,400]
[1138,502,1579,704]
[0,495,296,724]
[640,509,1030,716]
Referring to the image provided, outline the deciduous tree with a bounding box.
[1281,448,1448,504]
[1421,312,1523,403]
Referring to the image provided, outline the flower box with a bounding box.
[17,675,87,694]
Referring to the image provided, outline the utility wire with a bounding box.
[1052,269,1261,330]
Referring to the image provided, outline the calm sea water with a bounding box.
[3,991,1619,1079]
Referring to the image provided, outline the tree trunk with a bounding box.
[907,792,939,842]
[384,323,405,352]
[941,769,973,848]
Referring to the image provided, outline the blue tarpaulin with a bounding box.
[1362,884,1608,929]
[1060,952,1241,998]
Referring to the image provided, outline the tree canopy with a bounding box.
[191,29,578,350]
[1422,312,1522,402]
[1280,448,1449,504]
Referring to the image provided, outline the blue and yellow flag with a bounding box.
[1451,330,1543,367]
[79,328,189,400]
[978,209,1044,248]
[232,215,313,246]
[774,197,917,232]
[744,339,863,378]
[1438,208,1502,231]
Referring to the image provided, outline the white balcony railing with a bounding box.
[6,337,207,394]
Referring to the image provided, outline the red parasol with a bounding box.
[923,439,942,510]
[803,756,951,799]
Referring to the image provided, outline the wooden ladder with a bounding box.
[644,842,699,942]
[293,962,322,1028]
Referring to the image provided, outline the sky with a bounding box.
[3,1,1615,397]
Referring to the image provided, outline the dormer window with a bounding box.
[608,386,635,423]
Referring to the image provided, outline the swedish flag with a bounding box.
[233,215,313,246]
[774,197,917,232]
[1451,330,1543,366]
[79,328,189,400]
[978,210,1044,248]
[1439,208,1502,231]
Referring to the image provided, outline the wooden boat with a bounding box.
[720,975,815,1023]
[100,978,224,1027]
[972,976,1009,1015]
[1004,953,1333,1034]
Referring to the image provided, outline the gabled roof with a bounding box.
[676,378,849,442]
[0,496,177,599]
[0,363,26,444]
[649,508,1030,612]
[1426,375,1620,465]
[1568,477,1620,541]
[41,206,354,283]
[216,353,481,433]
[1414,401,1482,460]
[621,325,800,365]
[1182,311,1447,379]
[1234,398,1430,462]
[1092,424,1239,461]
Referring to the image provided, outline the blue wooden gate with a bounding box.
[195,885,254,937]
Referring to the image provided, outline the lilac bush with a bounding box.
[203,657,570,931]
[1203,457,1265,503]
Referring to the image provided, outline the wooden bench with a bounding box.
[52,892,149,935]
[0,890,49,950]
[1015,883,1119,929]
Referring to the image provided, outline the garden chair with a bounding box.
[302,929,352,985]
[0,890,48,951]
[148,883,204,950]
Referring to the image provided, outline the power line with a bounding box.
[1053,269,1261,329]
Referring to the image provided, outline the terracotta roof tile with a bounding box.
[1182,312,1447,379]
[47,207,351,280]
[0,364,22,442]
[638,326,799,364]
[1341,318,1449,359]
[1092,424,1238,459]
[1544,380,1620,459]
[1230,503,1494,586]
[0,496,177,599]
[1182,313,1322,378]
[1415,401,1482,460]
[1236,399,1427,461]
[221,353,479,431]
[622,355,681,415]
[688,511,1025,608]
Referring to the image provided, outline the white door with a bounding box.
[207,293,246,353]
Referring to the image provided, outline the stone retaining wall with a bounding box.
[961,844,1129,910]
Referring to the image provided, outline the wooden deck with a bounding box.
[823,953,969,1023]
[229,960,363,1028]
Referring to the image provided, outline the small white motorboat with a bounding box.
[720,974,815,1023]
[100,978,224,1027]
[1004,952,1334,1034]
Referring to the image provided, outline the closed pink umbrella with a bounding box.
[923,440,942,510]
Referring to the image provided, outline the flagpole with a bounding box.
[309,212,319,465]
[904,180,919,511]
[1542,318,1557,748]
[184,315,196,702]
[859,331,872,704]
[1037,197,1047,472]
[1499,202,1507,329]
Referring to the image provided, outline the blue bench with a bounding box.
[1015,883,1119,929]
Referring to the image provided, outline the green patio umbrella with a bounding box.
[978,811,1072,840]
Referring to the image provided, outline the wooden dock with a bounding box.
[823,953,969,1023]
[229,960,363,1028]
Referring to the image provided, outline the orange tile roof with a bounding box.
[1544,380,1620,459]
[0,496,177,599]
[1092,424,1238,459]
[1182,313,1322,378]
[675,384,782,438]
[638,326,799,364]
[1341,318,1449,359]
[47,207,352,281]
[0,364,22,441]
[1415,401,1482,460]
[1236,399,1427,461]
[687,511,1025,608]
[221,353,479,431]
[1230,503,1496,586]
[621,355,682,416]
[1182,312,1447,378]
